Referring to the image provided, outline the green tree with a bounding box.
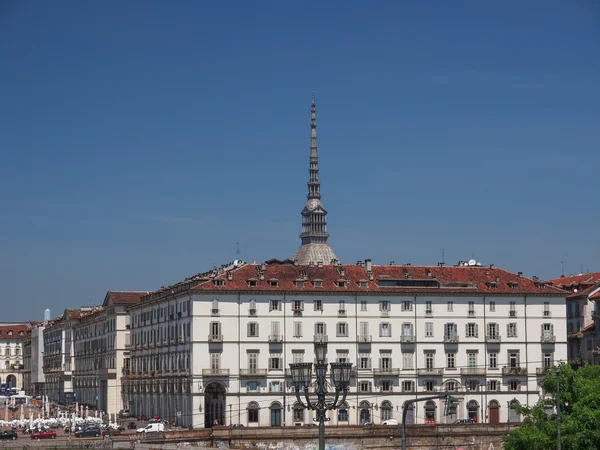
[504,363,600,450]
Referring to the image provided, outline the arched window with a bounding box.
[425,400,436,424]
[380,401,393,422]
[359,401,371,425]
[249,299,257,313]
[404,404,414,425]
[247,401,259,423]
[337,402,349,422]
[467,400,479,422]
[270,401,282,426]
[508,400,521,423]
[211,299,219,314]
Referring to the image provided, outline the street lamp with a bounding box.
[289,340,352,450]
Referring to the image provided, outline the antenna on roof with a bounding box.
[236,242,241,256]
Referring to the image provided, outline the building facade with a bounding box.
[0,324,28,392]
[72,291,143,415]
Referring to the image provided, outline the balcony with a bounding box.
[417,368,444,376]
[502,366,527,376]
[373,368,401,376]
[239,369,268,377]
[380,310,390,317]
[202,368,230,377]
[567,332,583,340]
[338,309,347,317]
[268,335,283,343]
[357,335,372,343]
[400,335,415,343]
[540,334,556,343]
[444,335,459,344]
[208,334,223,343]
[536,367,553,376]
[460,367,486,376]
[485,335,501,343]
[293,309,303,317]
[313,334,328,343]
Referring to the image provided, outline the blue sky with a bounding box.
[1,1,598,321]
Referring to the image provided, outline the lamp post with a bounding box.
[289,339,352,450]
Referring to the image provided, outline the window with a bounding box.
[381,381,392,392]
[269,300,281,311]
[489,301,496,312]
[359,322,369,340]
[293,405,304,422]
[508,351,520,368]
[541,323,554,338]
[425,380,435,391]
[402,380,414,392]
[336,350,349,363]
[269,354,282,371]
[489,352,497,369]
[210,352,220,370]
[247,279,257,287]
[314,322,326,340]
[488,380,498,391]
[210,322,221,339]
[270,321,281,341]
[444,323,457,340]
[358,353,371,370]
[466,323,478,338]
[509,380,519,391]
[360,300,367,311]
[338,300,346,313]
[336,323,348,337]
[380,300,390,312]
[249,299,257,314]
[293,322,303,338]
[292,300,303,312]
[510,301,516,312]
[487,323,499,338]
[543,352,553,367]
[379,353,392,370]
[380,323,391,337]
[507,323,517,338]
[402,301,412,312]
[211,299,219,314]
[425,322,434,337]
[425,351,435,369]
[447,301,453,312]
[248,352,258,370]
[313,280,322,288]
[247,322,259,337]
[359,381,372,392]
[292,351,304,364]
[268,279,278,287]
[425,301,433,315]
[445,381,456,391]
[402,323,413,338]
[467,351,477,368]
[467,380,479,391]
[381,401,393,421]
[446,352,455,369]
[337,406,349,422]
[402,352,413,370]
[543,301,550,316]
[313,300,323,311]
[468,301,475,316]
[295,281,304,287]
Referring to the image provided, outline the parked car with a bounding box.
[454,418,475,424]
[75,427,101,438]
[382,419,399,425]
[136,422,165,433]
[0,430,18,440]
[31,430,57,440]
[303,423,317,427]
[231,423,245,428]
[119,409,132,419]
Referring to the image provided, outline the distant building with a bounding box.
[0,324,29,393]
[23,322,45,397]
[548,272,600,365]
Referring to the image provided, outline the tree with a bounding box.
[504,363,600,450]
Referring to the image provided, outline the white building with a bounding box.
[72,291,144,416]
[0,324,28,392]
[23,323,45,397]
[126,97,568,429]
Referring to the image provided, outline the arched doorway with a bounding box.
[467,400,479,423]
[508,400,521,423]
[425,401,436,424]
[489,400,500,424]
[380,401,393,423]
[204,383,226,428]
[359,401,371,425]
[270,402,282,426]
[5,374,16,390]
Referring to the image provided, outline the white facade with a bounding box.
[23,324,45,397]
[0,325,27,392]
[127,262,567,429]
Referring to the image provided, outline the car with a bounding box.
[231,423,245,428]
[303,423,317,426]
[381,419,399,425]
[119,409,132,419]
[454,418,475,424]
[75,427,102,438]
[0,430,18,441]
[31,430,57,440]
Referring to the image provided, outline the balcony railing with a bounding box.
[485,335,501,343]
[444,335,459,344]
[239,369,268,377]
[540,334,556,343]
[502,366,527,376]
[400,335,415,343]
[268,335,283,343]
[417,368,444,376]
[372,368,401,376]
[357,335,372,343]
[313,334,328,343]
[202,368,230,377]
[208,334,223,343]
[536,367,553,376]
[460,367,486,376]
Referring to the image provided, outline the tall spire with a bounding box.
[292,94,339,266]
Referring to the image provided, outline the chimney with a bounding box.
[390,261,395,266]
[294,259,299,266]
[226,272,233,281]
[518,272,523,277]
[489,264,495,269]
[365,258,372,273]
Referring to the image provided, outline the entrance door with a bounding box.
[489,405,499,424]
[204,383,226,428]
[404,405,414,424]
[270,407,282,426]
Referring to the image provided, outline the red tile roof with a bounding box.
[104,291,146,306]
[549,272,600,291]
[0,324,29,340]
[183,262,566,296]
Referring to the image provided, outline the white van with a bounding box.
[137,422,165,433]
[57,411,70,419]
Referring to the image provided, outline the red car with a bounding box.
[31,430,57,440]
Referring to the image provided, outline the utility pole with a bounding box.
[229,404,232,426]
[556,367,561,450]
